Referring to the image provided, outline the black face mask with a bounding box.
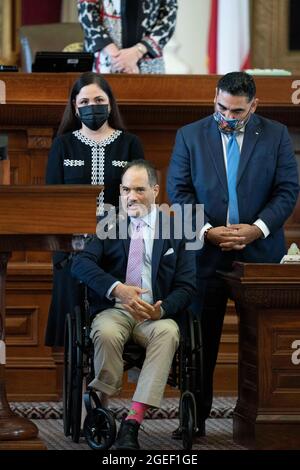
[78,104,109,131]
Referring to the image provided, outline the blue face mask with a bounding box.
[224,117,239,128]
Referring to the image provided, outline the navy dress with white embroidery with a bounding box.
[45,129,144,346]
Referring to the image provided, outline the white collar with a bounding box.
[130,206,157,230]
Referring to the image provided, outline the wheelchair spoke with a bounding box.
[83,408,116,451]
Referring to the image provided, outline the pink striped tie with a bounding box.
[125,219,145,287]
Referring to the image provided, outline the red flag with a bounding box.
[207,0,251,74]
[207,0,218,73]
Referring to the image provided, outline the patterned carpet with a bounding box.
[11,397,247,451]
[33,417,246,451]
[11,397,236,420]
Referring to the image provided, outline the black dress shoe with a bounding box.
[114,419,140,450]
[172,421,206,440]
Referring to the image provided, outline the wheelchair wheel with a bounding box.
[63,309,83,442]
[180,392,195,450]
[63,313,73,437]
[83,389,102,415]
[83,407,116,451]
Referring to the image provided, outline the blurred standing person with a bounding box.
[45,71,144,347]
[78,0,178,74]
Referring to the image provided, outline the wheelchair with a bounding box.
[63,284,203,451]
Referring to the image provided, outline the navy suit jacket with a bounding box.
[167,114,299,277]
[71,212,197,322]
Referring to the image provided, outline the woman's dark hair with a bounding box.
[57,72,125,135]
[217,71,256,102]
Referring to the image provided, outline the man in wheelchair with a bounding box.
[71,160,196,450]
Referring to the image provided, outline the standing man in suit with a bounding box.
[167,71,299,436]
[71,159,196,450]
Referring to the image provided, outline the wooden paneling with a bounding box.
[1,73,299,104]
[0,185,103,235]
[222,263,300,449]
[214,302,238,396]
[252,0,300,74]
[6,306,39,345]
[5,267,57,401]
[0,74,299,400]
[0,160,10,184]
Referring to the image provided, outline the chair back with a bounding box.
[19,22,84,72]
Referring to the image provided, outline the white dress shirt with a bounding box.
[200,128,270,240]
[106,207,157,305]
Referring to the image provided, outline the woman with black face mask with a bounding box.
[45,71,144,347]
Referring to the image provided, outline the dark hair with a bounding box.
[57,72,125,135]
[121,160,158,186]
[217,71,256,102]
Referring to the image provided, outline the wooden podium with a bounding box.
[0,185,101,449]
[220,262,300,449]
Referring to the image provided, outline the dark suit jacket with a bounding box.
[71,211,197,322]
[167,114,299,277]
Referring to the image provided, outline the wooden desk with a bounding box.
[0,185,101,448]
[220,262,300,449]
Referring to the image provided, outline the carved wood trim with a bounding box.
[5,306,38,346]
[27,128,53,150]
[6,357,56,368]
[235,287,300,308]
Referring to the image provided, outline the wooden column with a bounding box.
[220,263,300,450]
[0,251,42,448]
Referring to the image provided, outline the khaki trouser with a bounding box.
[89,305,180,408]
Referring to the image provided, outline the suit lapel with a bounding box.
[151,211,165,289]
[122,217,130,257]
[204,120,228,194]
[237,115,262,185]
